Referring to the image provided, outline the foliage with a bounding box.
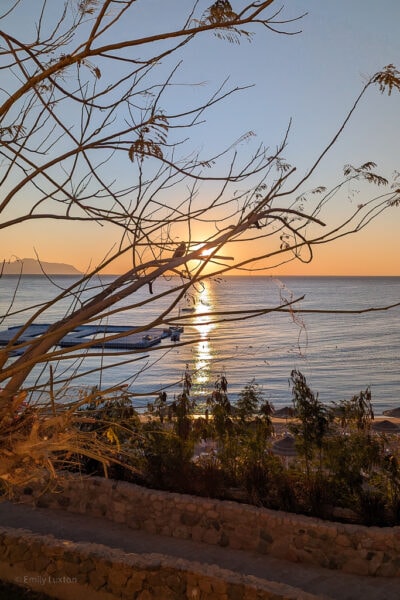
[189,453,226,498]
[137,371,400,524]
[0,386,141,494]
[77,387,141,442]
[147,391,169,423]
[236,380,264,420]
[333,387,374,431]
[67,387,144,478]
[322,431,382,504]
[289,370,333,473]
[172,367,196,439]
[140,421,194,491]
[372,64,400,95]
[206,374,233,440]
[7,369,397,526]
[356,491,388,527]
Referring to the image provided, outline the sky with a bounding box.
[1,0,399,275]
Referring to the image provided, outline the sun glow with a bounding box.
[192,282,216,388]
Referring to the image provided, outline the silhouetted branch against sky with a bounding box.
[0,0,399,404]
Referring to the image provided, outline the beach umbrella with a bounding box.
[383,407,400,418]
[273,406,296,419]
[371,420,400,433]
[271,434,297,457]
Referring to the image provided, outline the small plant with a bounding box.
[357,490,387,526]
[207,374,233,441]
[141,421,194,491]
[236,380,262,421]
[147,391,168,423]
[190,453,225,498]
[334,387,374,431]
[169,366,197,440]
[322,430,382,508]
[289,370,333,474]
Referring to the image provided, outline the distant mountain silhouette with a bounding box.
[1,258,82,275]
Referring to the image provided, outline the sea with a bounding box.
[0,275,399,415]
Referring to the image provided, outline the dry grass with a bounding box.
[0,389,137,496]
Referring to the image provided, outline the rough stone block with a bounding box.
[124,575,144,595]
[89,568,108,590]
[137,588,153,600]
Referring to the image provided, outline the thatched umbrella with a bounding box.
[273,406,296,419]
[371,419,400,433]
[383,407,400,418]
[272,434,297,460]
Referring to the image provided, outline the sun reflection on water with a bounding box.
[191,282,216,393]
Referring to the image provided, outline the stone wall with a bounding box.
[0,526,319,600]
[14,475,400,577]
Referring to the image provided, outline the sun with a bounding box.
[192,243,214,257]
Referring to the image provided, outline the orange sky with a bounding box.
[4,208,399,276]
[2,0,399,277]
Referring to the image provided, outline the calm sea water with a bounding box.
[0,275,399,414]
